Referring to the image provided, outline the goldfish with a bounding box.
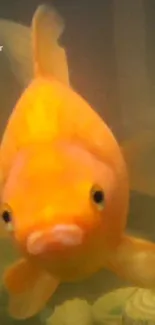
[1,3,155,320]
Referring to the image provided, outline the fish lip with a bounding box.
[51,224,84,246]
[26,224,84,255]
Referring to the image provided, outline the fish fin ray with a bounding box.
[32,4,70,85]
[3,258,59,319]
[107,235,155,288]
[0,19,32,87]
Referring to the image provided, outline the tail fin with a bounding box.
[0,19,32,87]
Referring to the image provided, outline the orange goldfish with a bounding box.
[1,3,155,320]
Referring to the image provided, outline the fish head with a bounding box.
[1,140,129,276]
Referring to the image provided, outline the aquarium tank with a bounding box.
[1,0,155,324]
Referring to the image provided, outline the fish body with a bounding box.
[1,76,128,280]
[1,4,155,320]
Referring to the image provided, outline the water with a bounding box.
[0,0,155,324]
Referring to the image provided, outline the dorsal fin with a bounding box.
[32,4,70,85]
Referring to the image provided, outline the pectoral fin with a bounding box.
[3,258,59,319]
[107,235,155,289]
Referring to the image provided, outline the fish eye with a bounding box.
[2,210,11,223]
[1,204,14,231]
[90,185,105,210]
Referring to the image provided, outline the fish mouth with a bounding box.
[26,224,84,255]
